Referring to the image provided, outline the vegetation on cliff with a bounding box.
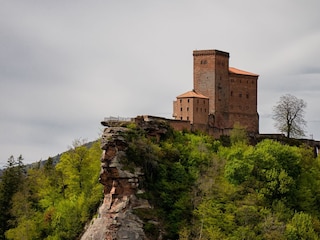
[124,123,320,239]
[1,123,320,239]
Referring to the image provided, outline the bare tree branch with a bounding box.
[272,94,307,138]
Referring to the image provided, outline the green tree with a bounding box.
[5,178,43,240]
[295,147,320,215]
[4,158,58,240]
[230,122,249,145]
[272,94,307,138]
[49,140,102,238]
[55,139,99,198]
[3,140,103,240]
[0,155,25,239]
[223,144,254,185]
[286,212,319,239]
[256,143,297,204]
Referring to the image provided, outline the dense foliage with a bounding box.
[0,140,103,240]
[188,139,320,240]
[1,125,320,239]
[124,125,320,239]
[124,126,220,239]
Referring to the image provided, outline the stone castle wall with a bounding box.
[174,49,260,136]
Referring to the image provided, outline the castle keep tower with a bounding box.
[193,50,230,130]
[173,49,259,136]
[193,50,230,115]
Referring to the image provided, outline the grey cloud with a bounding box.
[1,0,320,166]
[299,67,320,75]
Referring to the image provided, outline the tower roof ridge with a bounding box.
[176,90,209,99]
[229,67,259,77]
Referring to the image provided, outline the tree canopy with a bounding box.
[124,126,320,239]
[1,127,320,239]
[1,141,103,240]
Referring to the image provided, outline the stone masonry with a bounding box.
[173,49,259,137]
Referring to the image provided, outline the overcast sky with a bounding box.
[1,0,319,167]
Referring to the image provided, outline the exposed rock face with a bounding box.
[81,126,150,240]
[81,117,170,240]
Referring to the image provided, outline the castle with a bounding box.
[102,49,320,155]
[173,49,259,137]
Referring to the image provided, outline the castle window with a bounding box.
[180,99,182,103]
[180,107,182,111]
[239,93,242,98]
[205,108,206,112]
[180,117,183,120]
[200,60,207,64]
[246,93,249,99]
[187,107,189,111]
[231,91,233,96]
[187,116,189,120]
[187,99,190,103]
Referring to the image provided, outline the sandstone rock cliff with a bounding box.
[81,118,168,240]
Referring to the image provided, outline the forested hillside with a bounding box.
[0,140,103,240]
[1,124,320,239]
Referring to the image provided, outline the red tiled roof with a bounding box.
[177,90,209,99]
[229,67,259,77]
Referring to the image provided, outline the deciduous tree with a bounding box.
[272,94,307,138]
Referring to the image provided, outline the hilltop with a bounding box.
[1,117,320,239]
[82,117,320,239]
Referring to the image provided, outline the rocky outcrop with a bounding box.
[81,117,171,240]
[81,126,151,240]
